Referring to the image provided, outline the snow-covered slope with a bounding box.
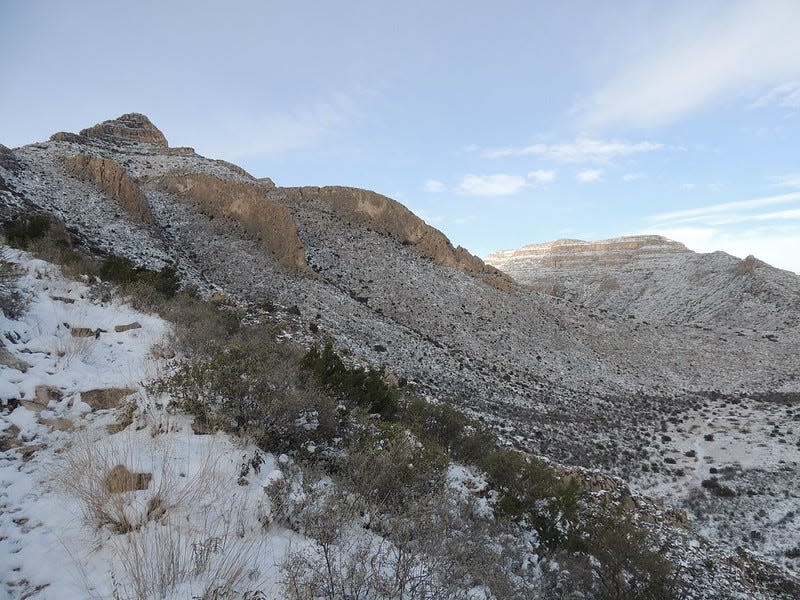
[0,249,295,599]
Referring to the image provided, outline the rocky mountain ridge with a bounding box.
[485,235,800,330]
[2,114,799,577]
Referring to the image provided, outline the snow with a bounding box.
[0,247,309,599]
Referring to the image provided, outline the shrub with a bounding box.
[156,335,340,454]
[701,477,736,498]
[301,342,397,418]
[585,511,679,600]
[340,424,448,511]
[0,251,28,318]
[482,450,583,550]
[2,214,51,248]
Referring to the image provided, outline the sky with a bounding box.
[1,0,799,272]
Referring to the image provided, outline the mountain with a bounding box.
[485,235,800,330]
[2,114,800,575]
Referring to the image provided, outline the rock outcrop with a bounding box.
[64,153,153,225]
[156,172,308,272]
[283,186,514,290]
[79,113,168,147]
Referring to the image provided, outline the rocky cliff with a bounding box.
[64,153,154,225]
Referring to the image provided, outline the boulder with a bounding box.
[80,387,136,411]
[114,321,142,333]
[103,464,152,493]
[0,344,31,372]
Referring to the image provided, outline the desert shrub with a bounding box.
[482,450,583,550]
[156,335,340,454]
[701,477,736,498]
[276,464,537,600]
[99,255,179,303]
[585,511,679,600]
[341,424,448,511]
[0,251,28,318]
[161,289,242,353]
[301,342,397,418]
[399,396,497,463]
[2,214,51,248]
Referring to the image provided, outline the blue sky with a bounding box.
[2,0,799,272]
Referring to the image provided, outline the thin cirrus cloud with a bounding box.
[579,1,800,128]
[456,174,527,196]
[644,190,800,272]
[752,82,800,109]
[647,191,800,226]
[200,91,365,159]
[424,179,446,193]
[484,137,662,163]
[771,174,800,189]
[576,169,603,183]
[528,169,557,184]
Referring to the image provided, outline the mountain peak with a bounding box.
[78,113,168,147]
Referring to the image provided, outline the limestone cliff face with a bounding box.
[79,113,169,147]
[156,172,308,272]
[283,186,514,290]
[64,154,153,225]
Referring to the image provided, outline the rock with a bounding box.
[0,424,21,451]
[156,171,308,272]
[64,153,153,225]
[0,144,22,172]
[38,416,73,431]
[282,186,514,290]
[50,295,75,304]
[114,321,142,333]
[103,464,152,493]
[35,385,62,404]
[70,327,97,338]
[80,387,136,411]
[49,131,89,144]
[0,344,31,372]
[79,113,168,147]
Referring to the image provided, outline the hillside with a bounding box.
[2,114,800,581]
[484,235,800,329]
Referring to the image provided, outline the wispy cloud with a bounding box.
[424,179,446,193]
[681,183,696,191]
[577,169,603,183]
[645,224,800,273]
[580,1,800,128]
[752,82,800,109]
[203,91,365,159]
[772,174,800,189]
[528,169,557,184]
[622,172,645,182]
[484,137,662,163]
[456,174,527,196]
[648,191,800,225]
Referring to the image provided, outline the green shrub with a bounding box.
[98,256,179,302]
[301,343,397,418]
[2,214,51,248]
[155,334,339,454]
[399,397,497,463]
[482,450,583,549]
